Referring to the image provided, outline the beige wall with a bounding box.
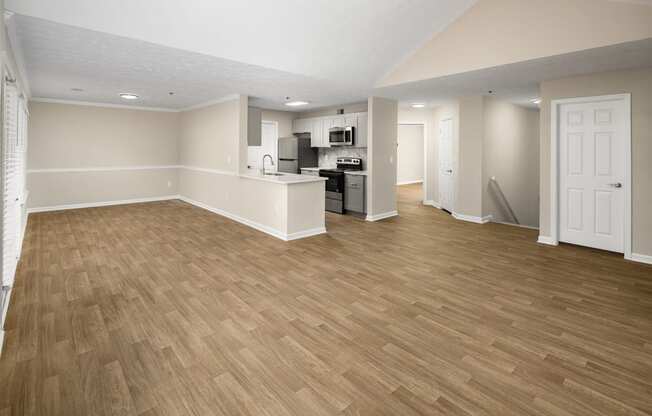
[381,0,652,87]
[367,97,398,217]
[397,124,424,185]
[179,99,239,172]
[456,96,485,218]
[27,102,180,208]
[483,98,540,227]
[29,102,179,168]
[261,109,296,138]
[539,67,652,256]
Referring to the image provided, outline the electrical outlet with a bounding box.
[167,180,172,188]
[227,155,232,164]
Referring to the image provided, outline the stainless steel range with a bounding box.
[319,157,363,214]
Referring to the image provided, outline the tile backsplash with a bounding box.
[318,147,368,169]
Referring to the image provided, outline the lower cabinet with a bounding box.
[345,174,366,214]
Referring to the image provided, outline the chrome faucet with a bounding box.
[262,154,274,175]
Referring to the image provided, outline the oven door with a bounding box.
[320,171,344,193]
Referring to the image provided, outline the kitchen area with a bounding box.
[248,104,369,218]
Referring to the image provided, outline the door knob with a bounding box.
[446,169,452,173]
[608,183,622,188]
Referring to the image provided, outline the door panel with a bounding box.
[438,118,453,212]
[559,99,625,253]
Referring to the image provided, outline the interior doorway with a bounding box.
[397,122,426,205]
[550,94,631,257]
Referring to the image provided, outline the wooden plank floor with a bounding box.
[1,184,651,416]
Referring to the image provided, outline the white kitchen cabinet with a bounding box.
[344,114,357,129]
[330,116,346,128]
[354,112,368,148]
[311,119,325,148]
[292,112,368,148]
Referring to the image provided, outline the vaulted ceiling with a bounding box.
[6,0,477,110]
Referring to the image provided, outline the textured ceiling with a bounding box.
[12,14,370,110]
[7,0,477,110]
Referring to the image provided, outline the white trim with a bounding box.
[180,165,237,176]
[29,97,179,112]
[366,211,399,222]
[491,220,539,230]
[178,196,324,241]
[397,180,423,186]
[398,122,428,202]
[180,94,240,112]
[423,199,441,209]
[537,235,559,246]
[28,165,181,174]
[550,94,632,259]
[626,253,652,265]
[286,227,327,241]
[27,195,180,213]
[452,212,492,224]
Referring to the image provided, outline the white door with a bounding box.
[438,118,454,212]
[559,98,626,253]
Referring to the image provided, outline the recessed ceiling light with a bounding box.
[411,103,425,108]
[119,93,139,100]
[531,98,542,105]
[285,101,309,107]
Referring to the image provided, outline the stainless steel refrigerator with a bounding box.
[277,135,318,173]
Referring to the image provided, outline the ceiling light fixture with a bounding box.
[531,98,542,105]
[285,101,309,107]
[411,103,425,108]
[119,93,140,100]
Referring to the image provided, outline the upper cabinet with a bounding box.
[292,112,368,148]
[248,107,262,146]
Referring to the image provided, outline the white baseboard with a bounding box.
[179,196,325,242]
[537,235,559,246]
[0,329,4,358]
[452,212,492,224]
[27,195,181,213]
[397,180,423,186]
[286,227,327,241]
[627,252,652,265]
[491,220,539,230]
[423,200,441,209]
[366,211,399,222]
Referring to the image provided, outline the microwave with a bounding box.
[329,126,354,146]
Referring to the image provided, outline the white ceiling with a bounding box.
[382,38,652,110]
[7,0,477,110]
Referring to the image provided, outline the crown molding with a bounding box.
[29,97,180,112]
[180,94,240,112]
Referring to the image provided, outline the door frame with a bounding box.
[438,117,454,213]
[397,122,427,203]
[549,93,631,259]
[261,119,279,163]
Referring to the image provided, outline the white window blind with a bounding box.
[1,78,21,288]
